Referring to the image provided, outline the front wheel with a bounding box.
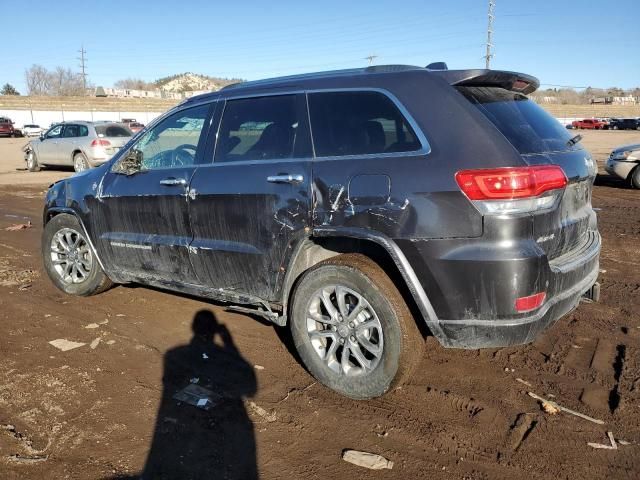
[631,166,640,189]
[289,254,424,399]
[42,214,113,296]
[26,150,41,172]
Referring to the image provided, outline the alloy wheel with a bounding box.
[49,228,93,284]
[306,284,384,376]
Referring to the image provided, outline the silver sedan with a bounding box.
[605,143,640,188]
[23,121,133,173]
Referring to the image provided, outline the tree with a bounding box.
[1,83,19,95]
[49,67,85,96]
[25,64,51,95]
[114,78,153,90]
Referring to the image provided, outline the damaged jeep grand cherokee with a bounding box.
[42,64,601,399]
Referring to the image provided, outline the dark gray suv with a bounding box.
[41,65,600,399]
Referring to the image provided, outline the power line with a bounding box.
[77,46,88,94]
[484,0,495,69]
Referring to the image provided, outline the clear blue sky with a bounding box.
[2,0,638,93]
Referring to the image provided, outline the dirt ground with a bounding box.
[0,130,638,479]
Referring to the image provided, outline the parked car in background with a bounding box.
[608,118,640,130]
[127,122,145,133]
[572,118,607,129]
[606,143,640,188]
[22,124,44,137]
[40,64,601,399]
[0,117,15,137]
[23,121,133,172]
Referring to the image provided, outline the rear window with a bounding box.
[95,124,132,137]
[457,86,575,155]
[308,91,421,157]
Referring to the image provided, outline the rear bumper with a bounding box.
[437,231,600,348]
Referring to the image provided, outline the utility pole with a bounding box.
[78,46,88,94]
[364,55,378,66]
[484,0,495,69]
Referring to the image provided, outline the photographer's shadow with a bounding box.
[137,309,258,479]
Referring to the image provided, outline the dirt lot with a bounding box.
[0,131,638,479]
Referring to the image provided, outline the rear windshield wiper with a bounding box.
[567,134,582,147]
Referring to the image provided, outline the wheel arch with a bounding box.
[281,227,448,344]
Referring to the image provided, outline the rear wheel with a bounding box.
[73,153,89,172]
[289,254,423,399]
[26,150,40,172]
[42,214,113,296]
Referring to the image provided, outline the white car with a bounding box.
[22,124,44,137]
[606,143,640,188]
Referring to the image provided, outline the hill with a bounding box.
[154,73,242,93]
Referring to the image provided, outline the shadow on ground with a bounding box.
[111,309,258,480]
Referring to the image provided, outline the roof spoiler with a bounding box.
[431,69,540,95]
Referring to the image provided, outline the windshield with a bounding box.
[457,86,575,155]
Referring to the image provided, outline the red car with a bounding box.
[0,117,15,137]
[572,118,607,130]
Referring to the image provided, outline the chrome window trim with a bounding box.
[212,87,431,164]
[305,87,431,159]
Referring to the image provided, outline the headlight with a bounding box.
[612,150,632,160]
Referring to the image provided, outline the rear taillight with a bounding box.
[91,139,111,147]
[455,165,567,215]
[515,292,546,313]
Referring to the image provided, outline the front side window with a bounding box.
[308,91,422,157]
[46,125,63,139]
[215,95,307,162]
[115,104,209,172]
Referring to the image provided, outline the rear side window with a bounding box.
[308,91,421,157]
[95,124,132,138]
[457,86,574,155]
[215,95,309,162]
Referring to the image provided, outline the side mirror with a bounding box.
[112,148,144,176]
[39,133,44,141]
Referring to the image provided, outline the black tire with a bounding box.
[631,166,640,189]
[42,213,113,296]
[289,253,424,399]
[26,150,41,172]
[73,152,89,172]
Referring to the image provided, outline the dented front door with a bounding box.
[91,103,213,284]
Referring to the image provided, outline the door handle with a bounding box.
[267,174,304,184]
[159,177,187,186]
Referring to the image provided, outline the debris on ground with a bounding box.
[85,323,100,329]
[588,432,618,450]
[18,283,31,291]
[106,340,115,345]
[6,454,49,464]
[48,339,86,352]
[254,365,265,370]
[90,338,101,350]
[528,392,604,425]
[515,378,532,387]
[4,221,32,231]
[248,401,277,422]
[202,353,209,360]
[542,401,560,415]
[342,450,394,470]
[173,384,220,411]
